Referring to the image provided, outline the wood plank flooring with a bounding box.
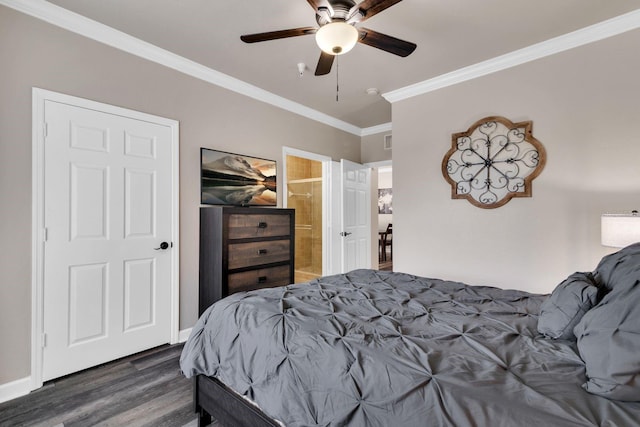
[379,260,392,271]
[379,246,392,271]
[0,344,219,427]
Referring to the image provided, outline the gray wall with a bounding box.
[392,28,640,294]
[0,6,360,385]
[361,131,392,163]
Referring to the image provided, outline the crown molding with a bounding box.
[0,0,363,136]
[4,1,639,133]
[383,9,640,103]
[360,122,392,136]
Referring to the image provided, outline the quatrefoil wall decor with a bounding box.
[442,116,546,209]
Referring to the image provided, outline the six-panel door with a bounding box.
[42,100,173,381]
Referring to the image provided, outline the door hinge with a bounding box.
[43,122,48,139]
[43,227,48,242]
[42,333,47,348]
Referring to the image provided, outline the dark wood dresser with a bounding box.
[199,206,295,315]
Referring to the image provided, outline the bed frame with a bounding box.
[194,375,280,427]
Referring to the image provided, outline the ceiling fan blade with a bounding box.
[315,51,335,76]
[240,27,317,43]
[358,27,416,57]
[348,0,403,23]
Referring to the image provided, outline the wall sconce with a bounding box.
[601,210,640,248]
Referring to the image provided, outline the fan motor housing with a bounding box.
[316,0,359,26]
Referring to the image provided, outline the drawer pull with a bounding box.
[257,276,268,284]
[258,222,268,229]
[257,249,268,255]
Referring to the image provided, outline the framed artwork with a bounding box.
[201,148,277,206]
[442,116,546,209]
[378,188,392,214]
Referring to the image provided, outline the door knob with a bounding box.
[340,232,352,237]
[154,242,170,250]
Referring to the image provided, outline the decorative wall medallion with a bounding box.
[442,116,546,209]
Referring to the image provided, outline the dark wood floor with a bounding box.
[379,259,392,271]
[0,344,218,427]
[379,246,393,271]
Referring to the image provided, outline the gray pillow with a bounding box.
[537,272,599,340]
[592,242,640,291]
[574,279,640,401]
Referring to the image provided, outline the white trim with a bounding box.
[4,2,639,136]
[282,146,333,164]
[0,377,31,404]
[31,88,46,391]
[31,88,180,390]
[169,116,181,346]
[178,328,193,343]
[364,160,392,170]
[1,0,362,136]
[383,9,640,103]
[360,122,392,136]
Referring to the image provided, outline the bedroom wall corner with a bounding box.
[361,131,392,164]
[390,28,640,293]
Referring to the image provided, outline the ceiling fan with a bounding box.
[240,0,417,76]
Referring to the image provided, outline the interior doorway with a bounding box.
[283,147,376,281]
[286,154,324,283]
[375,162,393,271]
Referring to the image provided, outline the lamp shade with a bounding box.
[601,211,640,248]
[315,22,358,55]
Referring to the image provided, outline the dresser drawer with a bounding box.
[228,213,291,239]
[228,265,291,294]
[228,240,290,269]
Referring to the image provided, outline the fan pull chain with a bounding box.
[336,55,339,102]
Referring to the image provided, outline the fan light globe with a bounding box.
[315,22,358,55]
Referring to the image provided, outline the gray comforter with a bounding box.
[180,269,640,426]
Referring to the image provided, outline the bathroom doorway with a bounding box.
[286,154,324,283]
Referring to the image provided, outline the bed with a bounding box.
[180,243,640,426]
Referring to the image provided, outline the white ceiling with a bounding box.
[39,0,640,129]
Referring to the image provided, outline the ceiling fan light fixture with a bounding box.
[315,22,358,55]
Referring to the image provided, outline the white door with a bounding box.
[42,100,174,381]
[340,159,371,272]
[327,161,343,275]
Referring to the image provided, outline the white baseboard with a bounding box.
[0,376,31,404]
[178,328,192,343]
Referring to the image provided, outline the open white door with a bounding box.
[340,159,371,272]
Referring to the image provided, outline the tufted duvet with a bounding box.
[180,269,640,427]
